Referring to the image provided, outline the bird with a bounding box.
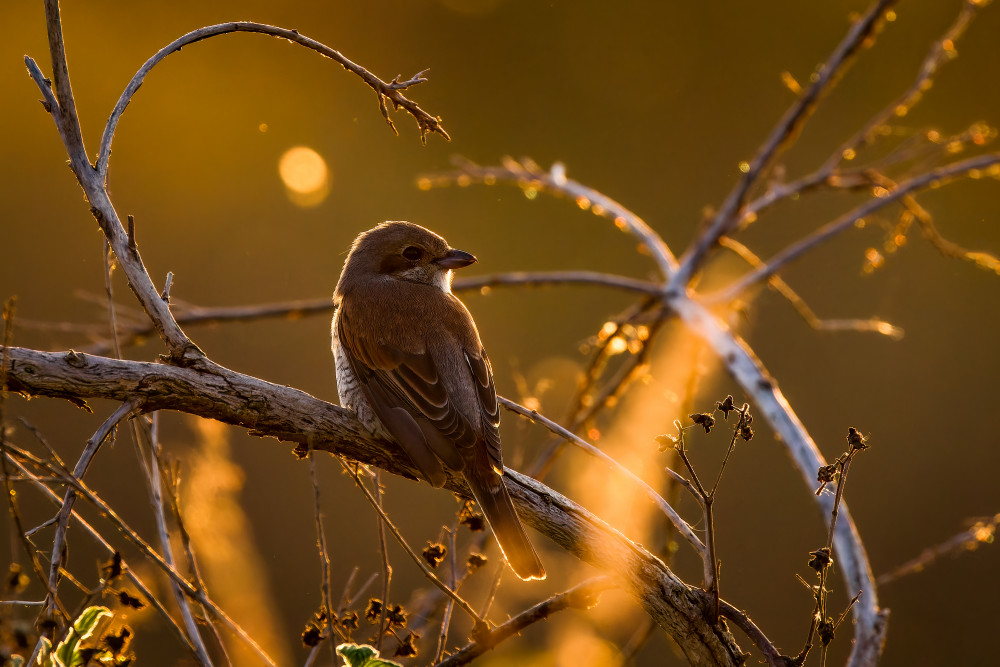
[332,221,545,581]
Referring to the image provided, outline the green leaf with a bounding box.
[36,637,53,666]
[336,642,404,667]
[53,606,113,667]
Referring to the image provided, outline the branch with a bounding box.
[498,397,710,575]
[97,21,448,176]
[431,157,679,279]
[663,296,888,666]
[709,152,1000,304]
[2,346,745,665]
[434,577,617,666]
[672,0,898,286]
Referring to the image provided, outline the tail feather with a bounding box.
[466,469,545,581]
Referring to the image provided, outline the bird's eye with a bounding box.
[402,246,423,261]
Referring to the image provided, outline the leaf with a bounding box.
[336,642,404,667]
[53,606,113,667]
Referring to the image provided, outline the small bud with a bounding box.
[819,617,836,646]
[386,604,407,627]
[808,547,833,573]
[655,433,678,452]
[847,427,868,451]
[467,553,488,572]
[689,413,716,433]
[301,622,322,647]
[421,542,447,569]
[716,395,736,419]
[394,632,419,658]
[459,503,486,532]
[117,590,144,609]
[365,598,383,623]
[338,611,359,630]
[817,464,839,484]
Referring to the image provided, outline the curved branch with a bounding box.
[28,9,449,368]
[2,346,744,665]
[664,296,889,666]
[97,21,449,176]
[434,157,678,279]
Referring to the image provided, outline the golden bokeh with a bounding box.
[278,145,330,207]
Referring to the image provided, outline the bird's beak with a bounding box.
[436,249,477,269]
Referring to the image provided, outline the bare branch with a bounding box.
[878,513,1000,587]
[434,577,616,666]
[97,21,448,176]
[819,0,990,174]
[664,295,888,666]
[6,439,277,665]
[74,271,657,355]
[498,396,709,573]
[142,417,214,666]
[430,157,678,279]
[673,0,898,286]
[47,398,142,619]
[710,152,1000,304]
[717,237,904,339]
[2,346,745,664]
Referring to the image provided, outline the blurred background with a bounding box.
[2,1,999,665]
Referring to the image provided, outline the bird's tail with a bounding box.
[466,468,546,581]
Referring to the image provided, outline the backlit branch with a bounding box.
[1,345,744,665]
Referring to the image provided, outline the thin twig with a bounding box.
[7,442,277,665]
[498,396,709,569]
[717,598,787,666]
[710,152,1000,304]
[308,449,341,662]
[161,429,234,667]
[338,458,486,628]
[434,577,616,667]
[142,416,214,666]
[3,450,202,658]
[433,528,458,663]
[877,513,1000,586]
[47,399,142,618]
[717,237,904,339]
[371,469,392,649]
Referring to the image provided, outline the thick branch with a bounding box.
[2,346,743,665]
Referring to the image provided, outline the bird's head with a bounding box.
[338,221,476,295]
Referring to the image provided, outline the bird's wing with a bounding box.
[336,301,480,485]
[464,348,503,476]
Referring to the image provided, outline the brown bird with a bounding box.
[332,221,545,580]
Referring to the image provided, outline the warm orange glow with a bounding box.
[278,146,329,207]
[184,418,292,665]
